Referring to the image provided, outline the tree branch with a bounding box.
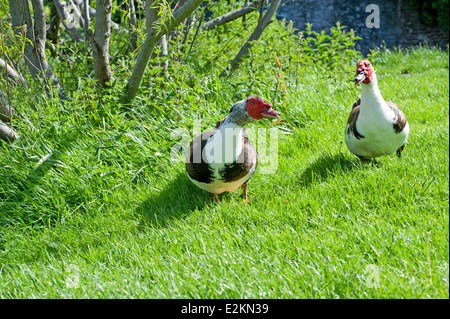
[145,0,160,33]
[52,0,84,42]
[0,120,18,142]
[201,0,262,31]
[0,92,17,142]
[220,0,281,78]
[86,1,120,30]
[80,0,90,42]
[0,91,17,123]
[0,57,25,85]
[31,0,46,45]
[127,0,138,50]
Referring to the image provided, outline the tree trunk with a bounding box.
[128,0,138,51]
[90,0,112,88]
[31,0,46,45]
[159,35,169,79]
[9,0,65,99]
[124,0,204,104]
[220,0,281,78]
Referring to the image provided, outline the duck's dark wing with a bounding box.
[386,101,407,133]
[215,116,227,129]
[185,129,216,183]
[346,102,364,140]
[352,97,361,109]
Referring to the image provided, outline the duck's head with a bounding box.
[227,96,280,125]
[354,60,375,85]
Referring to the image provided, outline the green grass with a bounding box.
[0,47,448,298]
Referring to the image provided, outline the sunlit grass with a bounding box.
[0,46,448,298]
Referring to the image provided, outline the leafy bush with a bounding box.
[294,22,362,78]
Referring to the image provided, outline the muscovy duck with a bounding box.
[345,60,409,160]
[185,96,280,202]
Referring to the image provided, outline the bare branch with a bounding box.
[73,0,120,31]
[0,120,18,142]
[0,57,25,85]
[0,93,18,142]
[220,0,281,77]
[127,0,138,50]
[201,0,262,31]
[0,91,17,122]
[80,0,90,42]
[52,0,84,42]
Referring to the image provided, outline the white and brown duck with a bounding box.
[185,96,280,202]
[345,60,409,160]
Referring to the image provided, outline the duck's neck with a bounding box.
[205,120,245,164]
[361,74,382,99]
[359,75,390,118]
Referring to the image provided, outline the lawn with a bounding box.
[0,46,448,298]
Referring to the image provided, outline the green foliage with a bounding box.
[0,17,27,66]
[0,1,9,19]
[406,0,449,30]
[294,22,362,79]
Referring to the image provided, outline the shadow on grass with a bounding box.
[136,172,215,228]
[299,152,366,188]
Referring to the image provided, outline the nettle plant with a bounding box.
[296,22,362,79]
[199,19,364,87]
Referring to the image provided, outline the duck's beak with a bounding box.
[354,71,366,85]
[261,107,280,118]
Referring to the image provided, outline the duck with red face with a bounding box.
[354,60,374,85]
[345,60,409,160]
[185,96,280,202]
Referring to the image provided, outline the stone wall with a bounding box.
[276,0,449,53]
[399,3,449,48]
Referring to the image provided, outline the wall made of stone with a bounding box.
[276,0,448,53]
